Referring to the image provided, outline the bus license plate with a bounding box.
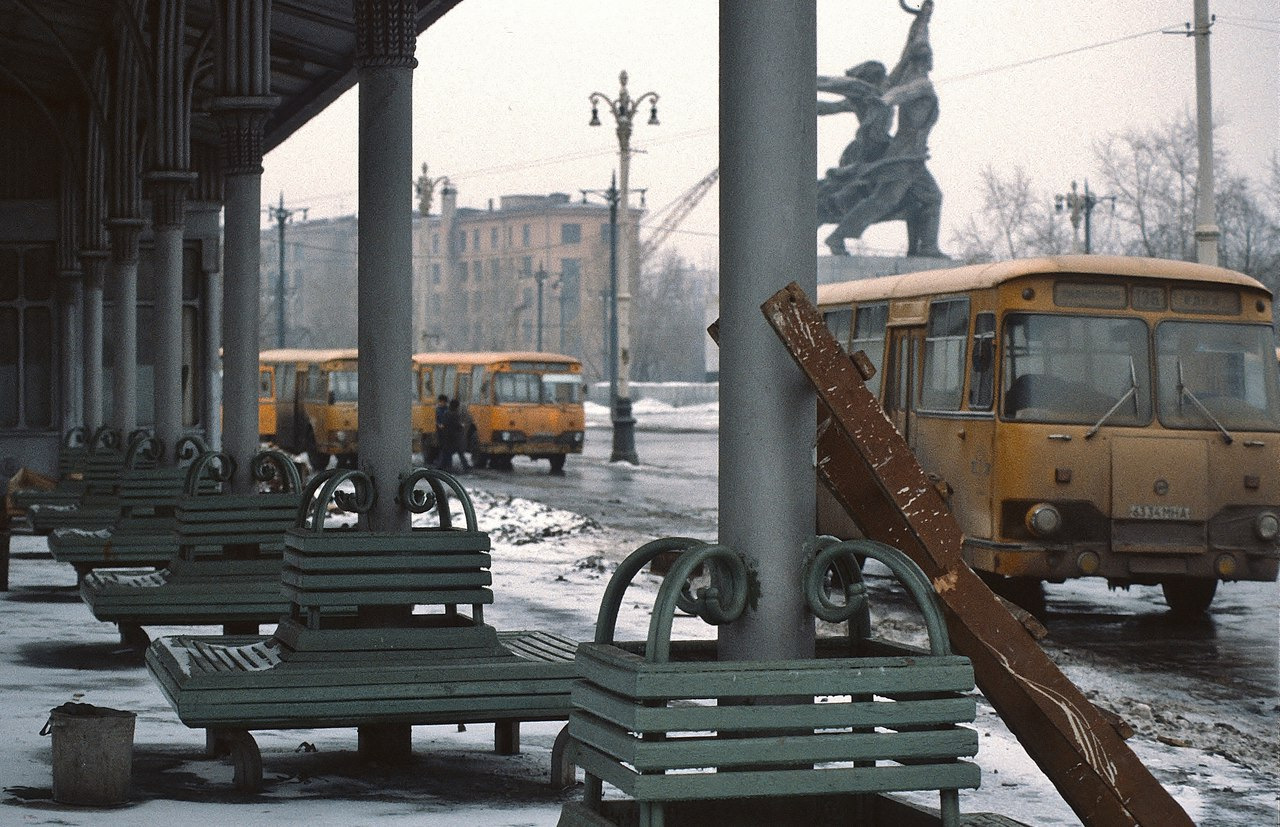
[1128,504,1191,520]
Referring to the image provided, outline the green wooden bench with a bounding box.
[563,537,980,827]
[146,467,580,792]
[48,435,212,575]
[9,426,90,515]
[26,427,142,534]
[80,450,305,644]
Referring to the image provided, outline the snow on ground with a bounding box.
[585,398,719,433]
[3,468,1277,824]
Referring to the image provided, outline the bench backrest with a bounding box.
[280,468,492,625]
[175,450,303,559]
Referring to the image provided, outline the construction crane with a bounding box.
[637,167,718,265]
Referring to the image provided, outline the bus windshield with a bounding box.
[494,371,581,404]
[1155,321,1280,433]
[1002,313,1152,425]
[329,370,358,402]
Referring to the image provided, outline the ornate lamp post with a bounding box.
[534,265,548,351]
[589,70,658,465]
[1054,180,1113,254]
[580,176,628,462]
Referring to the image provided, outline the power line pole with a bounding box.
[265,192,306,348]
[1191,0,1219,265]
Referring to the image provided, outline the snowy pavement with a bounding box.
[1,480,1276,825]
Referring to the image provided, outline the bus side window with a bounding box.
[471,366,486,401]
[420,367,433,400]
[969,312,996,410]
[259,369,273,399]
[441,365,457,399]
[824,309,852,351]
[921,297,970,411]
[852,302,889,397]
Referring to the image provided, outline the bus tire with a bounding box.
[1161,577,1217,616]
[472,452,489,469]
[549,454,566,475]
[492,455,514,471]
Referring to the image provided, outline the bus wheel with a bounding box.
[1161,577,1217,616]
[549,455,566,475]
[492,455,514,471]
[472,452,489,469]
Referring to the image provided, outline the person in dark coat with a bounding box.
[431,394,448,460]
[435,398,471,472]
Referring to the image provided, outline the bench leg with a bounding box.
[550,724,576,788]
[584,773,602,808]
[209,729,263,793]
[638,800,665,827]
[940,788,960,827]
[358,724,412,764]
[494,720,520,755]
[117,622,151,651]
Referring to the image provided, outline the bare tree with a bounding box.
[630,252,710,381]
[951,165,1068,262]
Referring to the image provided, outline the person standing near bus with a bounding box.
[432,394,448,460]
[435,398,471,473]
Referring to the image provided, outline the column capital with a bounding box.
[354,0,419,69]
[211,96,280,176]
[106,217,146,265]
[144,169,198,228]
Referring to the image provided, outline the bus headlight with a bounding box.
[1254,511,1279,541]
[334,430,349,445]
[1025,503,1062,538]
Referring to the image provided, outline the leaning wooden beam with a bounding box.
[760,281,1191,827]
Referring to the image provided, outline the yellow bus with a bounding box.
[413,351,585,474]
[817,255,1280,614]
[257,348,330,452]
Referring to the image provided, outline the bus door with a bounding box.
[885,326,924,446]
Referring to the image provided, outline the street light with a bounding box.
[1054,180,1114,254]
[265,192,307,349]
[589,70,658,465]
[580,174,635,463]
[534,265,548,351]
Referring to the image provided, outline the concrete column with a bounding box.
[213,0,277,484]
[204,263,222,451]
[59,278,84,429]
[80,253,107,432]
[1193,0,1219,266]
[355,0,417,533]
[220,168,269,486]
[148,208,189,459]
[106,220,144,434]
[717,0,817,662]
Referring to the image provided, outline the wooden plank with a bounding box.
[576,645,974,700]
[570,683,975,734]
[281,551,491,573]
[280,570,491,590]
[569,741,979,802]
[281,587,493,607]
[570,711,976,772]
[284,530,490,554]
[760,281,1191,826]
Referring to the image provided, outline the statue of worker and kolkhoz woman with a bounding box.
[817,0,947,259]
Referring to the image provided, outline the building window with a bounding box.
[561,258,581,324]
[431,263,441,285]
[523,287,534,306]
[431,234,439,255]
[561,223,582,245]
[0,246,55,427]
[460,261,469,282]
[522,256,533,277]
[461,294,469,312]
[601,223,612,243]
[490,259,500,280]
[472,229,480,249]
[522,224,531,246]
[506,226,513,246]
[490,227,499,249]
[458,230,467,252]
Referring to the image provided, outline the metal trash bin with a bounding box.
[42,703,136,806]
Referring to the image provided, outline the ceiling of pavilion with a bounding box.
[0,0,462,154]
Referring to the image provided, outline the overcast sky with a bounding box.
[260,0,1279,267]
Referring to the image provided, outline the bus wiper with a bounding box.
[1177,360,1233,445]
[1086,357,1139,440]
